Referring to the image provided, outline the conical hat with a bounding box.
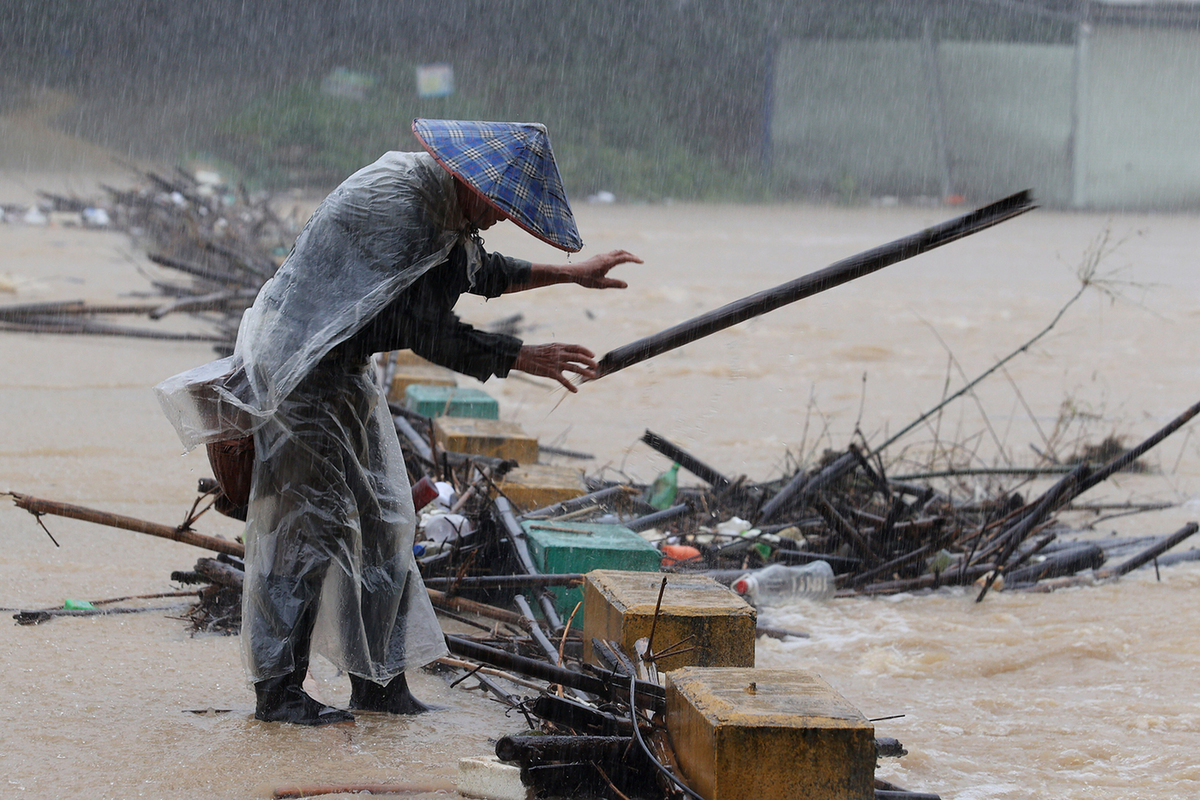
[412,119,583,252]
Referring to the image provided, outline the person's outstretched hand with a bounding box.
[569,249,641,289]
[512,343,597,392]
[509,250,642,293]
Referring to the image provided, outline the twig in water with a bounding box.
[870,244,1102,458]
[1001,364,1053,459]
[914,315,1011,468]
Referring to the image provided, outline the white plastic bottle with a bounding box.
[733,561,835,604]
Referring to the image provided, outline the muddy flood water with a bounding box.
[3,174,1200,799]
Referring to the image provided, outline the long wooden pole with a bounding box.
[8,492,245,557]
[7,493,567,623]
[594,189,1036,378]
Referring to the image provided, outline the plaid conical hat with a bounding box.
[412,119,583,252]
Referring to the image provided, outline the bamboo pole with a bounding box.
[977,397,1200,600]
[426,588,530,630]
[640,430,732,489]
[758,448,859,524]
[595,190,1036,378]
[1099,522,1198,578]
[422,573,583,590]
[445,634,665,709]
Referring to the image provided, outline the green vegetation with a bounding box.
[215,59,772,201]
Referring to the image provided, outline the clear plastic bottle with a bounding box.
[732,561,835,604]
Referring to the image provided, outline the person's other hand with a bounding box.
[571,249,641,289]
[512,343,597,392]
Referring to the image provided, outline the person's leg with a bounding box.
[348,670,430,715]
[253,579,354,725]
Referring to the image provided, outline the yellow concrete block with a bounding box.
[583,570,756,673]
[433,417,538,463]
[497,463,587,511]
[386,365,458,403]
[388,349,434,367]
[666,667,875,800]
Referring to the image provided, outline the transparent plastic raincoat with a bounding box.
[155,152,487,681]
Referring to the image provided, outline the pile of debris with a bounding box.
[388,413,1200,607]
[1,167,296,348]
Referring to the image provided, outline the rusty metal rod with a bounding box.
[595,190,1036,378]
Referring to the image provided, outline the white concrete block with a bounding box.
[456,755,530,800]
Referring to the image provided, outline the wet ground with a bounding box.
[3,122,1200,798]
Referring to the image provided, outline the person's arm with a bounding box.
[504,249,641,293]
[409,313,523,382]
[501,249,640,391]
[345,288,522,383]
[460,249,532,298]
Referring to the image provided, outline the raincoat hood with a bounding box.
[155,151,479,449]
[412,118,583,253]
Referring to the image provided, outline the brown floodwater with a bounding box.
[2,184,1199,798]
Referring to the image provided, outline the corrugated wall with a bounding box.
[937,42,1073,207]
[770,40,941,199]
[771,27,1200,210]
[1084,25,1200,209]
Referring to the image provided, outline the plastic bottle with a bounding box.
[645,463,680,510]
[732,561,835,604]
[423,513,473,544]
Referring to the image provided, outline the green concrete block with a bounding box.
[521,521,661,622]
[405,385,499,419]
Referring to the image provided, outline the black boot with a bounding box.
[254,598,353,726]
[349,672,430,715]
[254,668,355,726]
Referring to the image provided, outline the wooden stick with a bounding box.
[436,656,548,692]
[7,493,554,616]
[426,588,530,630]
[195,557,245,587]
[8,492,245,557]
[595,190,1035,377]
[13,604,192,625]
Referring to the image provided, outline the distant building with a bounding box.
[769,1,1200,209]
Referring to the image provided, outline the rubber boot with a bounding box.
[254,601,354,726]
[254,668,354,726]
[348,672,430,715]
